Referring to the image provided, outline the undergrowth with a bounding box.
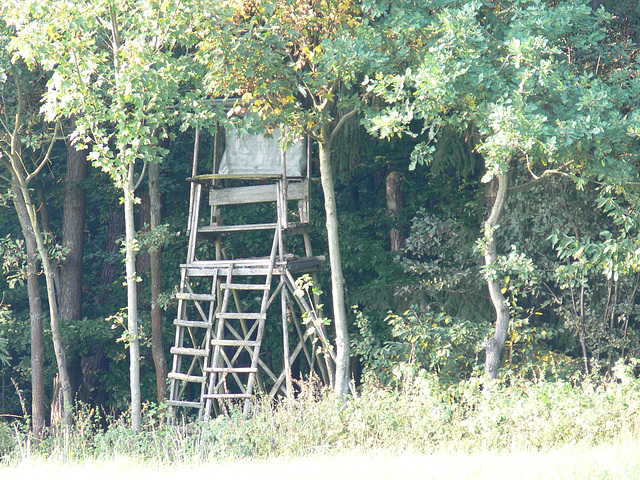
[2,368,640,466]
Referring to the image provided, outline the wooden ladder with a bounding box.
[167,178,282,418]
[166,265,218,414]
[202,226,280,420]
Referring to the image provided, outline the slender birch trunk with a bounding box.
[123,162,141,431]
[318,125,350,396]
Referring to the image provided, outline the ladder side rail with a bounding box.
[186,182,202,264]
[169,268,190,405]
[186,128,201,236]
[204,265,233,421]
[243,225,281,414]
[199,269,219,418]
[219,249,267,394]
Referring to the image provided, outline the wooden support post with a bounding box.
[281,280,293,398]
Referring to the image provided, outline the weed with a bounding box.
[1,375,640,467]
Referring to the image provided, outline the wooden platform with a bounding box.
[181,256,323,277]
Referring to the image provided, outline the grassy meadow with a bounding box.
[2,373,640,479]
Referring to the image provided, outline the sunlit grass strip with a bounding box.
[4,437,640,480]
[2,375,640,468]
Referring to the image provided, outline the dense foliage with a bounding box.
[0,0,640,439]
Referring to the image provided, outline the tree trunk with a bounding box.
[318,127,350,396]
[123,162,141,431]
[50,374,63,427]
[102,210,125,286]
[136,191,151,274]
[11,183,45,438]
[484,173,510,380]
[60,139,88,328]
[149,162,167,404]
[12,171,74,425]
[386,171,405,252]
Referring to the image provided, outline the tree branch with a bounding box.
[509,161,573,195]
[0,111,12,138]
[133,160,148,192]
[10,65,24,159]
[317,78,340,112]
[330,108,358,144]
[26,122,61,184]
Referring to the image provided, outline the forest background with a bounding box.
[1,0,640,443]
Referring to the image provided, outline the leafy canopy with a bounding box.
[196,0,429,139]
[6,0,203,186]
[366,0,640,185]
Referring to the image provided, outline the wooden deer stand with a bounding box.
[167,123,335,420]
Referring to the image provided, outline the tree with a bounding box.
[366,1,640,379]
[149,160,167,405]
[0,14,74,430]
[196,0,428,395]
[59,118,88,358]
[8,0,201,429]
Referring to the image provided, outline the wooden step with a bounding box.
[198,223,312,237]
[203,393,251,400]
[183,263,271,277]
[181,256,322,277]
[170,346,209,357]
[204,367,259,373]
[215,312,266,320]
[175,292,216,302]
[166,399,203,408]
[173,319,213,328]
[168,372,206,383]
[198,223,277,235]
[211,339,261,347]
[221,283,269,291]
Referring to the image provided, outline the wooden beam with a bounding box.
[209,180,309,206]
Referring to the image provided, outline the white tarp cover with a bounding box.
[218,129,306,176]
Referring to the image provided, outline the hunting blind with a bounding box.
[167,116,335,420]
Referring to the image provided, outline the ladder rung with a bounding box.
[170,347,209,357]
[221,283,269,291]
[166,400,203,408]
[216,312,266,320]
[168,372,207,383]
[202,393,251,400]
[174,319,213,328]
[184,265,271,277]
[211,339,261,347]
[205,367,258,373]
[176,292,216,301]
[198,223,277,234]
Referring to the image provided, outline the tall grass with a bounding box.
[2,371,640,473]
